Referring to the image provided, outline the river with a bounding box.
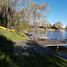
[48,31,67,41]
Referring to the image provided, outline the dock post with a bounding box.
[56,45,59,53]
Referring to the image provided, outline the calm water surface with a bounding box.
[48,31,67,40]
[29,31,67,41]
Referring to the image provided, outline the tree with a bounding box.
[31,2,49,28]
[65,26,67,31]
[0,0,17,27]
[66,26,67,28]
[54,22,63,29]
[11,0,31,31]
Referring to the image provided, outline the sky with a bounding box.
[33,0,67,26]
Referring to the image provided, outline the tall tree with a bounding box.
[0,0,19,28]
[54,22,63,29]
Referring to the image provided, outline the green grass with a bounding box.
[0,52,67,67]
[0,29,29,41]
[0,52,19,67]
[0,45,67,67]
[11,53,67,67]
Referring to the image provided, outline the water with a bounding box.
[48,31,67,41]
[29,31,67,41]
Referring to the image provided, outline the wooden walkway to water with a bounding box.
[28,39,67,47]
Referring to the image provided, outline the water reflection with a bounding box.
[48,31,67,41]
[29,31,67,41]
[65,31,67,39]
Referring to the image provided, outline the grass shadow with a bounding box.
[0,36,67,67]
[12,41,67,67]
[0,35,16,67]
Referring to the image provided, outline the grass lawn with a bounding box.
[0,29,29,42]
[10,53,67,67]
[0,52,67,67]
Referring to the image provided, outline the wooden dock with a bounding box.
[27,39,67,47]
